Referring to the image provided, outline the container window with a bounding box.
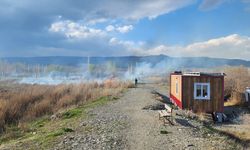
[196,85,201,97]
[203,85,208,98]
[194,83,210,100]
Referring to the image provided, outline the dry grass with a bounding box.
[0,79,133,133]
[224,129,250,141]
[216,114,250,143]
[224,66,250,106]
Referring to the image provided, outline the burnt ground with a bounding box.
[55,83,244,150]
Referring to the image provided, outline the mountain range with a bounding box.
[1,55,250,68]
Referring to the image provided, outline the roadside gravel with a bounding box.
[55,84,242,150]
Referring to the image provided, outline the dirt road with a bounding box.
[57,84,242,150]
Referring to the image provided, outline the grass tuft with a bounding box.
[62,128,74,133]
[31,117,49,128]
[62,109,82,119]
[160,130,171,134]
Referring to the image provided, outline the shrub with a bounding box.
[0,80,133,133]
[224,66,250,106]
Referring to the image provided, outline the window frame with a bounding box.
[194,83,210,100]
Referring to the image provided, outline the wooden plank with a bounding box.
[164,104,172,112]
[158,110,171,117]
[211,77,214,111]
[163,117,174,125]
[207,77,211,112]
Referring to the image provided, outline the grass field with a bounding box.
[0,79,133,147]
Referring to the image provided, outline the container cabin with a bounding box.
[170,72,225,113]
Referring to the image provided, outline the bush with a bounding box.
[224,66,250,106]
[0,80,133,133]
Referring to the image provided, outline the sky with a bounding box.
[0,0,250,60]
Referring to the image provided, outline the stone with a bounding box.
[50,114,58,120]
[80,122,87,126]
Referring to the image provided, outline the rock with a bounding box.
[58,142,64,147]
[80,122,87,126]
[187,144,194,147]
[69,136,74,140]
[72,142,78,147]
[50,114,58,120]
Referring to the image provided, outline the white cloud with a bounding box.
[116,25,133,33]
[109,37,145,55]
[49,20,106,39]
[106,25,134,33]
[109,37,145,47]
[112,0,195,20]
[109,37,118,44]
[109,37,135,47]
[0,0,199,57]
[199,0,227,11]
[86,18,108,25]
[2,0,249,58]
[105,25,115,32]
[137,34,250,60]
[48,20,140,56]
[42,19,250,60]
[0,0,196,21]
[50,20,134,40]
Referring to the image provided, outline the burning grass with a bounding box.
[0,80,133,135]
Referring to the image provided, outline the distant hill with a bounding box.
[1,55,250,68]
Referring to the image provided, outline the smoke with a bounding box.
[0,59,178,85]
[124,60,182,81]
[15,64,119,85]
[0,55,240,85]
[19,75,105,85]
[19,76,67,85]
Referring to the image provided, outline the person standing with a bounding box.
[135,78,138,86]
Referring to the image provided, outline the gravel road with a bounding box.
[55,84,242,150]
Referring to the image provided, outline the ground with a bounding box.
[55,83,243,150]
[0,83,247,150]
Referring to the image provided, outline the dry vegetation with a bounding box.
[223,66,250,106]
[215,66,250,146]
[0,80,133,134]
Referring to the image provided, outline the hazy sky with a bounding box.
[0,0,250,60]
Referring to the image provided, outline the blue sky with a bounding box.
[124,1,250,45]
[0,0,250,60]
